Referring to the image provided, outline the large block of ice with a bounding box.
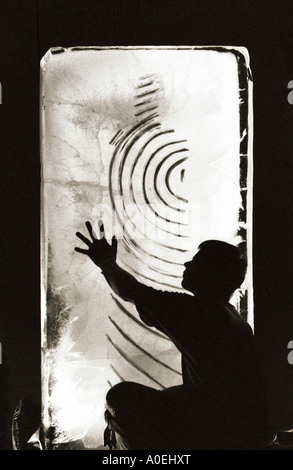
[41,46,252,449]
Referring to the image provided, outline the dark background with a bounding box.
[0,0,292,450]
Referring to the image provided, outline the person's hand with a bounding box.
[75,220,117,269]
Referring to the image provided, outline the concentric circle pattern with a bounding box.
[109,76,191,291]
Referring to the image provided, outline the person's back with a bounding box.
[188,300,268,449]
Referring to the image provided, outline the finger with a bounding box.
[98,219,106,239]
[85,221,97,240]
[76,232,91,247]
[112,236,118,253]
[74,247,89,255]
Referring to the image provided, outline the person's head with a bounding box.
[181,240,247,301]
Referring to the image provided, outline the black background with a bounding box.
[0,0,293,450]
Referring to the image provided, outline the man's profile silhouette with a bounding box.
[75,220,269,450]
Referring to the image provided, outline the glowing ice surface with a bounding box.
[40,47,253,449]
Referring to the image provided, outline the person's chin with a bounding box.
[181,277,188,290]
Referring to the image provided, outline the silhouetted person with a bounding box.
[75,221,269,450]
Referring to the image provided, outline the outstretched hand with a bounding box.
[75,221,117,269]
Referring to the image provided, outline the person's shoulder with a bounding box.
[227,304,254,335]
[133,284,195,326]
